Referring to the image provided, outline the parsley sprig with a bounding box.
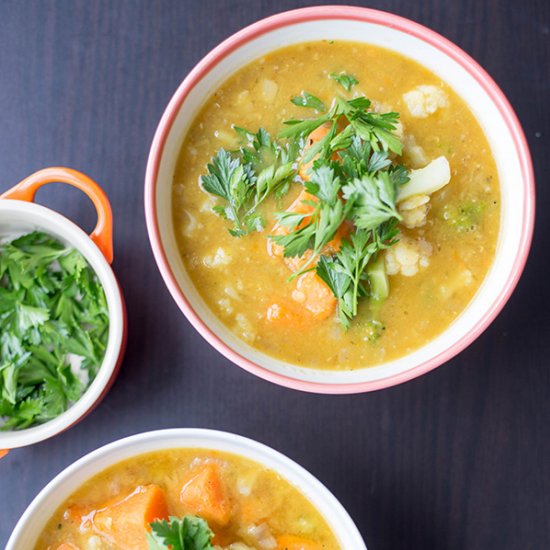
[0,232,109,429]
[148,515,214,550]
[201,128,298,236]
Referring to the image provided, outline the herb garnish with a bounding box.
[201,128,298,236]
[291,91,326,111]
[201,88,409,326]
[329,71,359,91]
[0,232,109,429]
[148,515,214,550]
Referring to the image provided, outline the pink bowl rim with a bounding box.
[144,5,535,394]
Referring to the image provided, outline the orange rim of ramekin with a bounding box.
[145,6,535,394]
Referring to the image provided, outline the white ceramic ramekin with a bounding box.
[145,6,535,393]
[6,428,367,549]
[0,167,126,454]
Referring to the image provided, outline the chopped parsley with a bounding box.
[0,232,109,429]
[329,71,359,91]
[290,91,326,111]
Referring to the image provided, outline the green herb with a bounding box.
[279,94,402,155]
[329,71,359,91]
[148,515,214,550]
[271,163,348,274]
[0,232,109,430]
[201,88,409,327]
[342,170,403,231]
[202,128,298,236]
[291,91,326,111]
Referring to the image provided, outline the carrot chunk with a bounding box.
[180,462,232,527]
[266,299,313,328]
[266,123,348,324]
[292,271,337,319]
[56,544,80,550]
[68,484,168,550]
[277,534,322,550]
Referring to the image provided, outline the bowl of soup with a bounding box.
[0,167,126,454]
[7,428,366,549]
[145,6,534,393]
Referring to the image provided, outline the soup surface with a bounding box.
[172,41,500,370]
[37,448,340,549]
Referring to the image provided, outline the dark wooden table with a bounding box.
[0,1,548,548]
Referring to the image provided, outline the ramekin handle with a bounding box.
[1,167,114,263]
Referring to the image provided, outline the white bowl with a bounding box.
[0,168,126,452]
[145,6,535,393]
[6,428,367,549]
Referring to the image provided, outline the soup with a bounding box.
[36,448,339,549]
[172,41,500,370]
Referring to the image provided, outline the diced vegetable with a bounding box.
[366,254,389,302]
[292,272,337,319]
[246,522,277,549]
[363,319,386,342]
[56,544,80,550]
[180,463,232,527]
[70,484,168,549]
[442,200,486,232]
[397,156,451,202]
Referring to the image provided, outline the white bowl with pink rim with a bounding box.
[145,6,535,394]
[0,167,126,455]
[6,428,367,549]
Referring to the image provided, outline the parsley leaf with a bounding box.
[148,515,214,550]
[317,232,377,328]
[271,163,348,274]
[203,129,298,236]
[343,172,402,231]
[291,91,326,111]
[329,72,359,91]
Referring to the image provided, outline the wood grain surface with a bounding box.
[0,1,548,548]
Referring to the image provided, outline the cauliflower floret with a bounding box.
[235,313,256,342]
[260,78,279,102]
[385,237,433,277]
[402,134,427,167]
[245,523,277,549]
[217,298,233,315]
[403,85,448,118]
[399,194,430,228]
[203,247,232,268]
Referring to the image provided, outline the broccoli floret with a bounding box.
[362,319,386,342]
[442,200,486,232]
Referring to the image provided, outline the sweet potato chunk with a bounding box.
[180,462,232,527]
[68,484,168,550]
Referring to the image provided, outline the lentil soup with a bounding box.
[172,41,500,370]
